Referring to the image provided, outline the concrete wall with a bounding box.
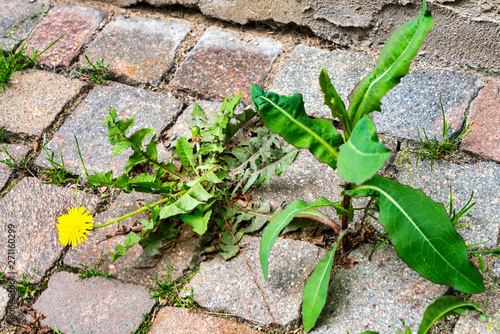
[104,0,500,74]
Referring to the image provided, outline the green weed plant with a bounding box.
[80,55,109,84]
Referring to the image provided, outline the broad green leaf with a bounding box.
[110,232,140,262]
[252,84,343,169]
[303,231,345,332]
[418,296,482,334]
[192,103,206,119]
[181,209,212,235]
[260,198,343,280]
[347,1,433,125]
[319,68,350,136]
[140,221,176,256]
[337,115,391,184]
[358,331,379,334]
[176,137,195,170]
[348,176,484,294]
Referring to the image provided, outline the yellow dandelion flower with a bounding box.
[57,207,93,247]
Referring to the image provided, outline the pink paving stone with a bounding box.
[32,271,154,334]
[149,307,261,334]
[24,3,106,68]
[171,27,282,104]
[462,80,500,162]
[0,0,52,51]
[0,69,87,136]
[0,144,31,190]
[81,15,189,86]
[34,81,182,177]
[0,177,100,283]
[64,192,199,288]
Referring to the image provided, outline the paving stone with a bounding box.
[491,260,500,279]
[171,27,282,104]
[373,69,482,141]
[35,81,182,177]
[0,144,31,190]
[0,0,52,51]
[269,44,376,118]
[149,306,261,334]
[462,80,500,162]
[0,69,87,136]
[310,243,447,334]
[0,177,100,283]
[32,271,154,334]
[186,235,327,330]
[453,290,500,334]
[24,3,106,68]
[396,156,500,250]
[82,16,189,86]
[64,192,199,288]
[0,286,8,320]
[253,149,370,231]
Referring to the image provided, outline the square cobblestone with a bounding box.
[82,15,189,86]
[0,69,87,137]
[24,3,107,68]
[32,271,154,334]
[269,44,376,118]
[0,0,52,51]
[0,144,31,190]
[64,192,199,288]
[171,27,282,104]
[0,177,100,283]
[462,80,500,162]
[373,69,482,141]
[35,82,182,178]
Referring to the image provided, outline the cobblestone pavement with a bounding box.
[0,1,499,333]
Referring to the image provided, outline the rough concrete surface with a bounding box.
[0,178,100,283]
[81,15,190,86]
[32,271,154,334]
[0,286,8,320]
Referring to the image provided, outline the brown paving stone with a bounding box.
[35,81,182,177]
[32,271,154,334]
[0,177,100,283]
[462,80,500,162]
[0,144,31,190]
[64,192,199,288]
[171,27,282,104]
[149,307,261,334]
[24,3,106,68]
[81,15,189,86]
[0,0,52,51]
[0,69,87,136]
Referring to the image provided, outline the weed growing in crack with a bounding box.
[15,271,37,301]
[80,55,109,84]
[39,147,75,185]
[0,144,27,171]
[78,256,112,279]
[149,266,196,310]
[134,313,152,334]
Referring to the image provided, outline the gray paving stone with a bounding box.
[0,286,8,320]
[24,3,106,68]
[0,177,100,283]
[186,235,327,330]
[32,271,154,334]
[374,69,482,141]
[171,27,282,104]
[311,244,447,334]
[453,291,500,334]
[149,306,262,334]
[491,260,500,280]
[269,44,376,118]
[81,15,189,86]
[64,192,199,288]
[35,81,182,178]
[462,80,500,162]
[0,144,31,190]
[0,69,87,136]
[0,0,52,51]
[396,156,500,250]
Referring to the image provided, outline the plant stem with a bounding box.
[341,182,352,252]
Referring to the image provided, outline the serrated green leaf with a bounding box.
[140,222,176,256]
[110,232,140,262]
[129,128,154,148]
[319,68,350,136]
[181,209,212,235]
[418,296,482,334]
[252,85,343,169]
[192,103,206,119]
[303,231,344,332]
[348,176,484,294]
[176,137,195,170]
[347,1,433,126]
[337,115,391,184]
[125,151,148,173]
[260,198,343,280]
